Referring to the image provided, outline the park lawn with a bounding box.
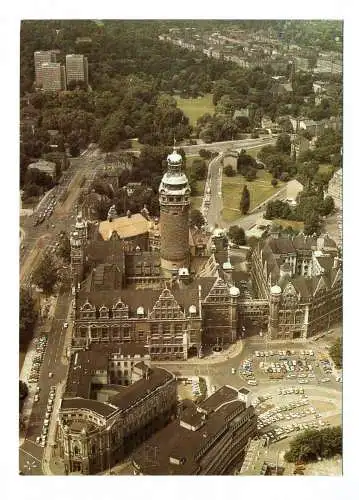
[186,155,202,168]
[174,94,215,127]
[221,170,284,223]
[273,219,304,231]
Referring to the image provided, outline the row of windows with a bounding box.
[150,346,184,353]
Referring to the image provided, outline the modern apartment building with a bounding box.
[41,62,66,91]
[65,54,88,88]
[34,50,57,87]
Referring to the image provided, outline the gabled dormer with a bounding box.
[112,299,129,319]
[99,305,109,319]
[80,300,96,319]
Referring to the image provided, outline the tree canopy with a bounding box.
[19,288,38,347]
[240,184,250,215]
[33,253,58,294]
[284,426,342,463]
[329,337,342,369]
[228,225,246,246]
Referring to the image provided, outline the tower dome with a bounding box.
[270,285,282,295]
[229,286,240,297]
[167,149,182,165]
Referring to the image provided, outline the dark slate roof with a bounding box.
[64,344,147,399]
[132,399,247,475]
[86,239,124,267]
[291,276,314,299]
[61,398,118,418]
[82,263,123,293]
[198,385,239,413]
[108,367,174,411]
[316,256,334,273]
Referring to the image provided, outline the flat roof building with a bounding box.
[41,62,66,91]
[65,54,88,88]
[34,50,56,87]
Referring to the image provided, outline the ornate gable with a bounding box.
[203,278,230,304]
[149,288,185,320]
[282,282,298,306]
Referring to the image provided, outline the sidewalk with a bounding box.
[19,295,59,446]
[154,340,244,366]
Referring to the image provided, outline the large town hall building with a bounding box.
[69,148,342,357]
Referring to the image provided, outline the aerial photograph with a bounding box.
[19,19,343,476]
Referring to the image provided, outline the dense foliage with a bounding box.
[228,225,246,246]
[19,288,38,347]
[284,426,342,463]
[330,337,342,369]
[240,185,250,215]
[33,253,58,294]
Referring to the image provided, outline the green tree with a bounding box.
[284,427,342,463]
[276,133,291,154]
[33,253,58,295]
[190,209,205,228]
[57,234,71,263]
[224,165,236,177]
[19,288,38,346]
[319,196,335,216]
[240,184,250,215]
[19,380,28,401]
[228,225,246,246]
[304,213,321,235]
[191,158,207,180]
[329,338,342,369]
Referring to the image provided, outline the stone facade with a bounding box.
[57,345,177,475]
[251,233,342,340]
[159,150,191,271]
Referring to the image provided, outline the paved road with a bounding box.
[20,144,103,285]
[20,284,72,468]
[201,140,278,231]
[181,137,274,155]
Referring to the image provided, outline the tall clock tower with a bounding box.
[159,148,191,272]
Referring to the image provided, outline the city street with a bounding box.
[19,284,72,474]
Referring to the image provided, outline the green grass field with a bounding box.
[222,170,284,223]
[174,94,215,127]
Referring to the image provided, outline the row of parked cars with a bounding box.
[255,349,315,357]
[263,419,328,444]
[36,386,56,448]
[28,335,48,384]
[258,398,310,428]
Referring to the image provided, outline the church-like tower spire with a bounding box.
[159,146,191,272]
